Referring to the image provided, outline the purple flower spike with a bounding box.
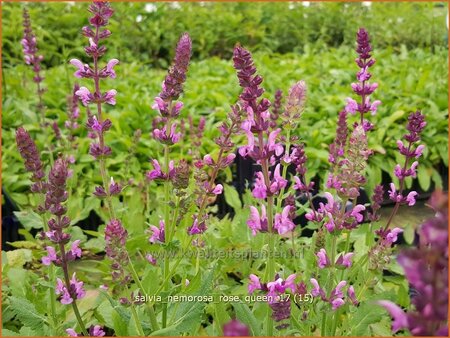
[105,219,129,283]
[158,33,192,104]
[15,127,46,193]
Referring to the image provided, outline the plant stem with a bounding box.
[162,117,171,328]
[259,143,275,336]
[58,241,88,336]
[321,310,327,336]
[383,142,412,232]
[127,254,160,331]
[38,197,58,331]
[129,300,146,336]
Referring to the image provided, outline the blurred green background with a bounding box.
[2,1,448,209]
[2,1,448,67]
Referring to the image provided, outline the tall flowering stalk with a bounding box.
[378,191,448,336]
[369,110,426,269]
[15,127,60,330]
[234,45,283,335]
[41,158,89,336]
[190,104,241,236]
[70,1,119,219]
[22,8,46,126]
[70,3,153,334]
[70,0,125,277]
[147,32,192,328]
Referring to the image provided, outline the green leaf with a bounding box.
[350,302,385,336]
[6,249,33,268]
[9,296,49,332]
[233,302,261,336]
[112,309,129,336]
[417,165,431,191]
[403,223,415,245]
[224,184,242,211]
[2,329,19,336]
[13,210,43,230]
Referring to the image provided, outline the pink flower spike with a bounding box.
[406,191,418,206]
[212,184,223,195]
[377,300,408,333]
[248,274,261,294]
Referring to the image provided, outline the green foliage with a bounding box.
[9,296,49,333]
[2,2,447,68]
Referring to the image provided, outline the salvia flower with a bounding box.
[273,206,295,235]
[146,159,175,181]
[148,220,165,244]
[335,252,354,268]
[248,274,262,294]
[281,80,306,128]
[247,205,269,236]
[66,325,106,337]
[15,127,46,194]
[55,273,85,305]
[105,219,130,284]
[345,28,381,124]
[158,33,192,103]
[316,248,330,268]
